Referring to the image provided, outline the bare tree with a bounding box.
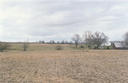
[72,34,81,48]
[84,31,108,49]
[83,31,93,48]
[23,42,28,51]
[23,40,29,51]
[124,32,128,45]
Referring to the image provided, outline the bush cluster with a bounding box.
[55,46,63,50]
[0,42,9,52]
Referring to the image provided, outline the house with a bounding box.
[111,41,128,49]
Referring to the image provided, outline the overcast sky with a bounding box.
[0,0,128,42]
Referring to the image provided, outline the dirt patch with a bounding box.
[0,50,128,83]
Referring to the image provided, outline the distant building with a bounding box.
[111,41,128,49]
[100,42,111,49]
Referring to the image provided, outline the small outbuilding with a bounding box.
[111,41,128,49]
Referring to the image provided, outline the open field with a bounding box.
[0,49,128,83]
[8,43,74,51]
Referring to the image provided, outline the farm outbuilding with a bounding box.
[111,41,128,49]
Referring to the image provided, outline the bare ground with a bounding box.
[0,50,128,83]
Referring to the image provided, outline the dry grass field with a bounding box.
[0,44,128,83]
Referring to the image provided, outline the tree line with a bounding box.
[39,40,73,44]
[0,31,128,52]
[72,31,128,49]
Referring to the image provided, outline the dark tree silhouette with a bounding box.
[72,34,81,48]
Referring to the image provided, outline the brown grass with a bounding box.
[0,50,128,83]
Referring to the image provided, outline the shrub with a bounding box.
[55,46,63,50]
[104,46,111,49]
[0,42,9,52]
[80,45,85,48]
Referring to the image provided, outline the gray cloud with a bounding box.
[0,0,128,41]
